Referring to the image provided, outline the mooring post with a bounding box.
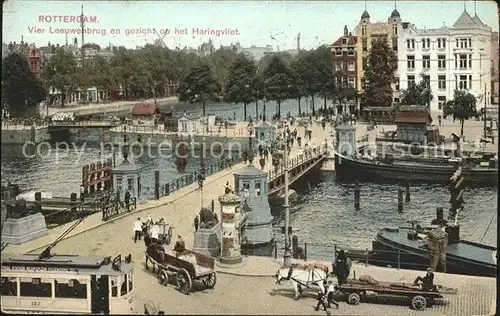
[154,171,160,200]
[405,182,411,202]
[70,192,77,212]
[398,188,404,212]
[34,191,42,212]
[354,182,360,210]
[211,199,215,212]
[304,243,307,262]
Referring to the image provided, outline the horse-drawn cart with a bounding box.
[145,244,217,295]
[338,278,457,311]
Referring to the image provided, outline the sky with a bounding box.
[3,0,499,50]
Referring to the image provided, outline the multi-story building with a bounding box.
[397,9,492,113]
[28,47,42,80]
[331,25,358,90]
[355,8,403,97]
[491,32,499,105]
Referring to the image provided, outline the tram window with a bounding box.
[128,273,133,291]
[110,277,118,297]
[1,277,18,296]
[55,279,87,299]
[20,278,52,298]
[120,274,128,296]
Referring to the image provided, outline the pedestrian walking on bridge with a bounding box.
[133,217,142,243]
[194,215,199,232]
[314,290,327,311]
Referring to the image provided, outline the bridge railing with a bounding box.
[268,144,328,182]
[49,120,121,126]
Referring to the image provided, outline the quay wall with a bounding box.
[1,126,50,144]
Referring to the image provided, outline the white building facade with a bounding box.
[397,10,492,113]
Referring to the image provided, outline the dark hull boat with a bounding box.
[371,210,497,277]
[334,152,498,186]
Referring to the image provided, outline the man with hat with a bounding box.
[413,267,435,291]
[173,235,186,257]
[325,279,339,309]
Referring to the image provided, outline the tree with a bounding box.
[211,48,239,96]
[296,51,323,115]
[290,56,306,115]
[178,64,220,116]
[400,73,433,107]
[42,48,79,107]
[363,39,397,107]
[92,56,117,101]
[263,55,293,118]
[2,53,46,117]
[224,54,257,120]
[443,89,477,136]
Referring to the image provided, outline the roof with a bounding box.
[234,165,267,177]
[390,9,400,19]
[131,103,159,116]
[332,35,357,47]
[361,10,370,19]
[394,108,432,124]
[453,10,476,28]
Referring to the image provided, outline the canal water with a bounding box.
[1,99,497,259]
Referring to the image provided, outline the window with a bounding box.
[348,77,355,88]
[392,38,398,51]
[120,274,128,296]
[459,54,467,69]
[20,277,52,298]
[55,279,87,299]
[468,38,472,48]
[342,38,347,45]
[438,75,446,90]
[347,47,354,56]
[459,75,467,90]
[468,54,472,68]
[423,75,430,88]
[469,75,472,90]
[438,96,446,110]
[438,55,446,69]
[437,38,446,49]
[110,276,118,297]
[393,26,397,35]
[362,27,366,36]
[407,55,415,69]
[395,77,400,90]
[362,39,367,52]
[422,55,430,69]
[116,176,123,193]
[347,61,355,71]
[335,48,342,56]
[127,178,133,191]
[407,75,416,87]
[336,61,342,71]
[254,181,261,197]
[422,38,430,49]
[459,38,468,48]
[1,277,17,296]
[242,182,250,197]
[181,121,188,131]
[406,39,415,49]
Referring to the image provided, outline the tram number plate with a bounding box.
[31,301,40,307]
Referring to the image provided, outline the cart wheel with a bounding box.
[348,293,361,305]
[202,272,217,289]
[411,295,427,311]
[158,269,169,286]
[176,268,192,295]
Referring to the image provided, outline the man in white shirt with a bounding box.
[326,279,339,309]
[133,217,142,243]
[151,222,160,244]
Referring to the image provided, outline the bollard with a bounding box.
[274,240,278,259]
[304,243,307,261]
[397,188,403,212]
[292,235,299,259]
[211,199,215,212]
[34,191,42,212]
[70,192,77,212]
[354,182,360,210]
[405,182,410,202]
[154,171,160,200]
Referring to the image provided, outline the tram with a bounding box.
[1,253,136,314]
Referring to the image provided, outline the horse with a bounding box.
[274,265,327,300]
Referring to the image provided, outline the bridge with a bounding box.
[268,144,328,195]
[48,120,121,130]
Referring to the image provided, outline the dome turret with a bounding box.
[361,10,370,19]
[390,9,400,19]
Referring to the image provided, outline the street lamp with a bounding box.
[245,84,250,121]
[247,121,254,165]
[282,133,292,267]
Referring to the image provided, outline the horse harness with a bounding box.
[286,265,323,289]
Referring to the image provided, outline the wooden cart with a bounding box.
[338,279,457,311]
[145,246,217,295]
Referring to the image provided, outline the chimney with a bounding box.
[344,25,348,36]
[21,35,24,44]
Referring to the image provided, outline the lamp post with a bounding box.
[245,84,250,121]
[282,133,292,267]
[247,121,254,165]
